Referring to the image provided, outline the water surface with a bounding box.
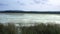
[0,13,60,24]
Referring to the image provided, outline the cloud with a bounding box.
[0,0,60,11]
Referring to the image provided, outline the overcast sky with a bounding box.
[0,0,60,11]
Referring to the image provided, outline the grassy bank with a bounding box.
[0,22,60,34]
[21,23,60,34]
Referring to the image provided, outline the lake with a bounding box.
[0,13,60,24]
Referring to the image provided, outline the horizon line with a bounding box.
[0,10,60,14]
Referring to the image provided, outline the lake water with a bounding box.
[0,13,60,24]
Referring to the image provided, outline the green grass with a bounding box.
[21,23,60,34]
[0,23,60,34]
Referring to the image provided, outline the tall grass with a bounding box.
[21,23,60,34]
[0,23,16,34]
[0,22,60,34]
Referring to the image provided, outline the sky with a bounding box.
[0,0,60,11]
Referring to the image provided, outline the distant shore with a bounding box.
[0,10,60,14]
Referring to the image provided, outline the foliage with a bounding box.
[21,23,60,34]
[0,23,16,34]
[0,23,4,34]
[0,22,60,34]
